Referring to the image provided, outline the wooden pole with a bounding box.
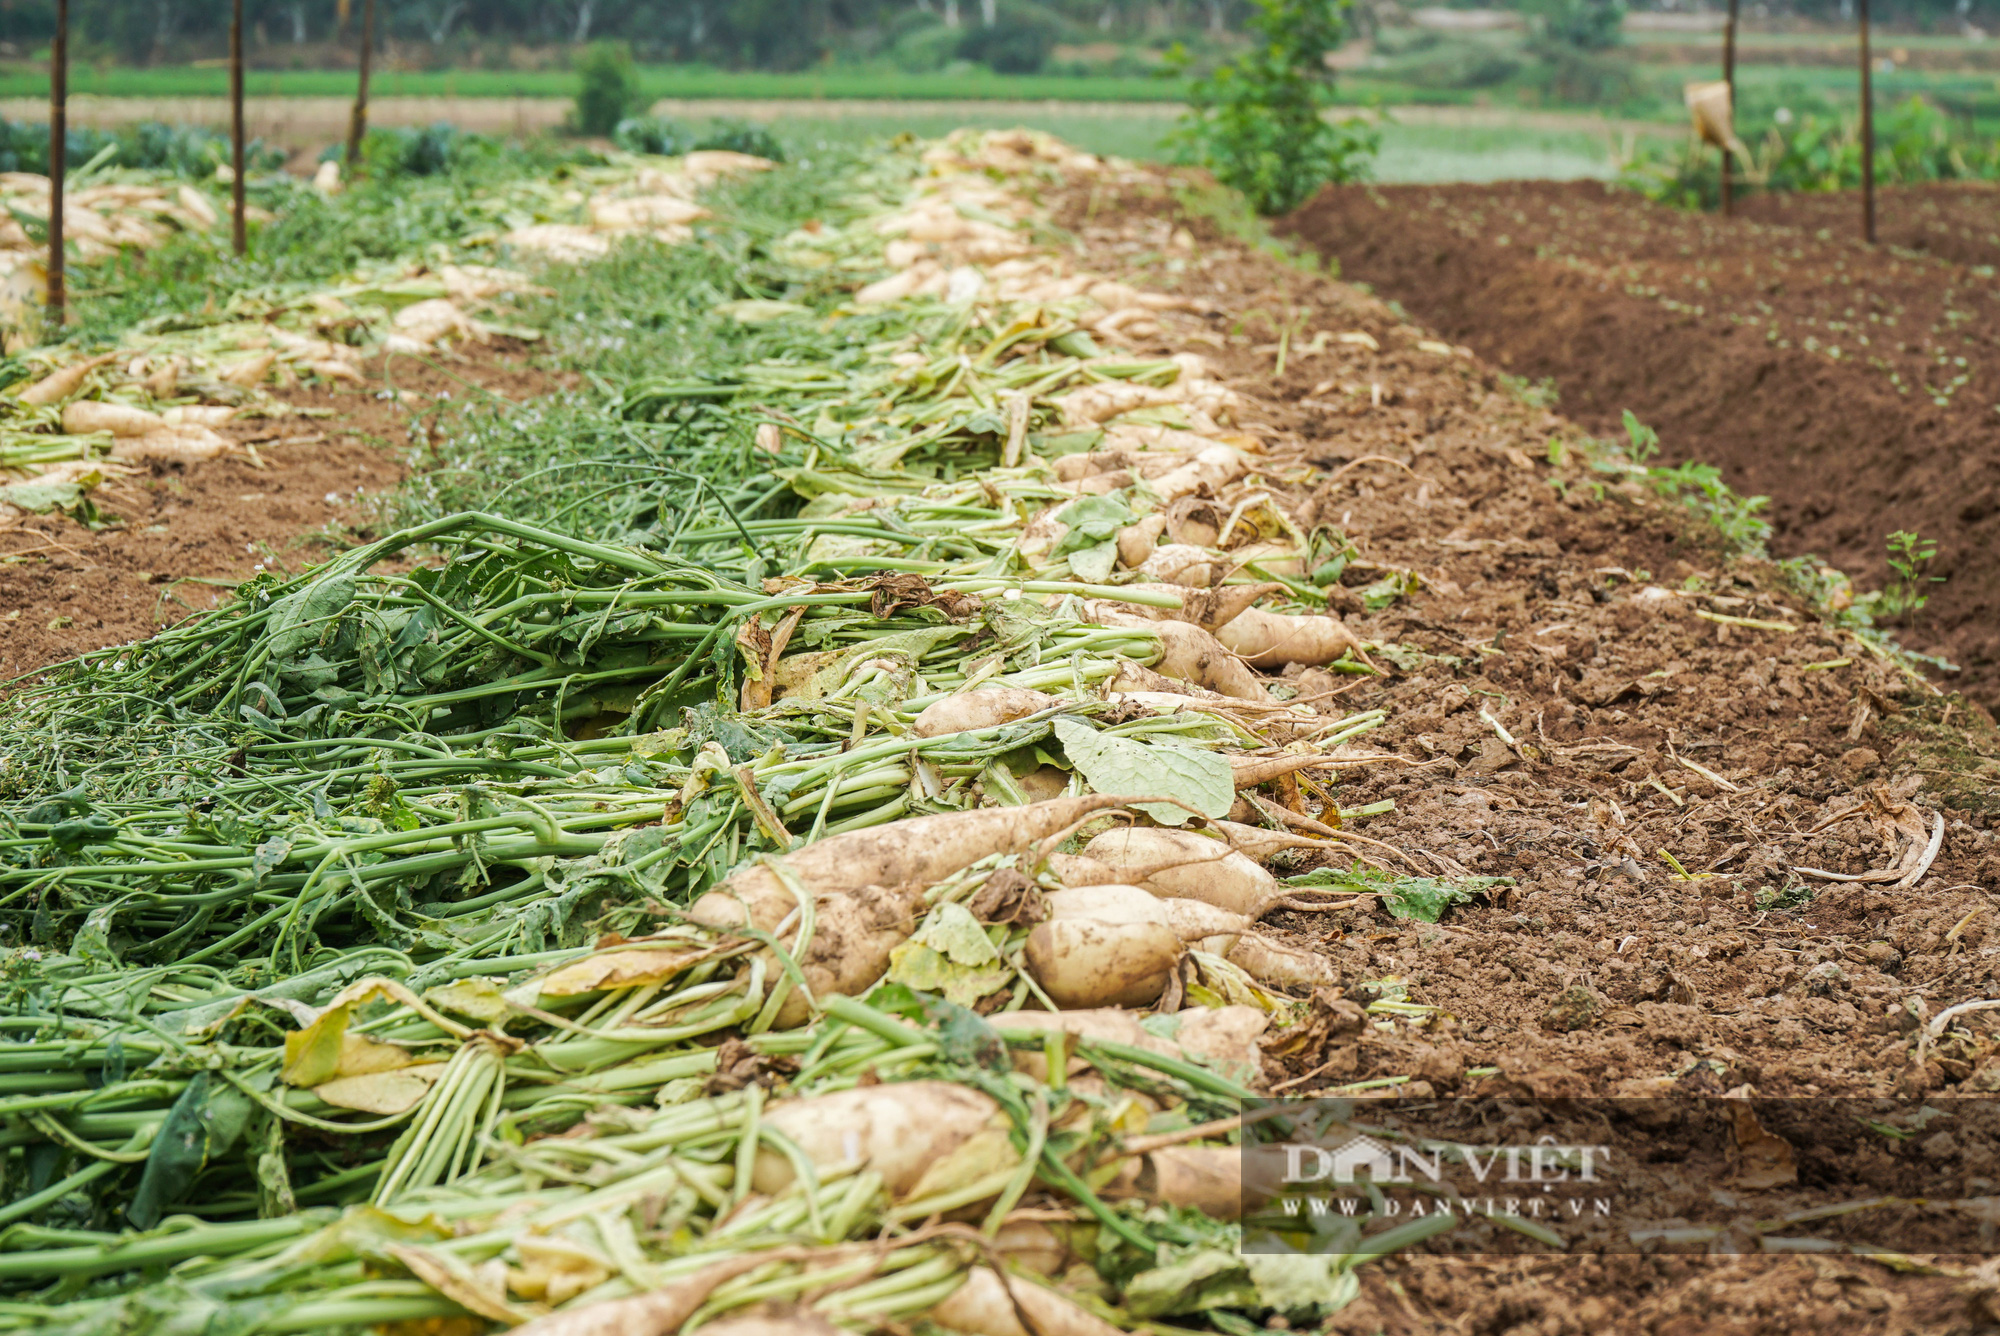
[1721,0,1738,216]
[45,0,66,332]
[230,0,246,255]
[1859,0,1876,243]
[347,0,376,167]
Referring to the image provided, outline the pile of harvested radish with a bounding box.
[0,130,1475,1333]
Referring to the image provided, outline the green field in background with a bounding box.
[780,109,1654,182]
[0,63,1178,102]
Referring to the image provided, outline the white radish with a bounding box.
[1045,852,1118,887]
[751,1081,1002,1196]
[699,1312,844,1336]
[1090,610,1264,701]
[1148,444,1247,501]
[15,354,118,407]
[60,400,164,437]
[1081,827,1279,917]
[1097,583,1275,634]
[109,425,232,465]
[928,1267,1124,1336]
[1227,540,1305,576]
[1138,543,1224,587]
[501,1252,812,1336]
[1170,1003,1271,1070]
[1204,819,1335,859]
[989,1219,1074,1276]
[1227,935,1340,991]
[910,688,1058,738]
[988,1007,1170,1054]
[1115,514,1166,568]
[689,796,1149,938]
[1216,608,1366,668]
[1024,917,1179,1009]
[770,882,924,1028]
[1044,883,1249,943]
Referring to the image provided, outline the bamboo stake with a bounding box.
[230,0,246,256]
[45,0,66,331]
[347,0,377,168]
[1721,0,1738,216]
[1858,0,1876,243]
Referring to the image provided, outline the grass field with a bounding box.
[782,109,1644,181]
[0,62,1178,103]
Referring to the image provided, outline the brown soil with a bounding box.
[1276,179,2000,713]
[0,346,566,678]
[1078,177,2000,1332]
[1737,182,2000,272]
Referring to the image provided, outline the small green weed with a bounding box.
[1499,372,1560,410]
[1286,865,1511,923]
[1880,529,1944,620]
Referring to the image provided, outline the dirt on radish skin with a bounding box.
[910,687,1059,737]
[1090,610,1265,700]
[1043,883,1250,943]
[1214,606,1365,668]
[498,1251,814,1336]
[1080,826,1279,916]
[696,1311,846,1336]
[927,1266,1126,1336]
[1024,915,1181,1008]
[1226,934,1341,990]
[750,1081,1003,1196]
[688,795,1154,932]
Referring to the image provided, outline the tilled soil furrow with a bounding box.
[1278,179,2000,712]
[1078,177,2000,1330]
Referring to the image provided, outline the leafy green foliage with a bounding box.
[1566,413,1773,558]
[613,116,786,163]
[1052,717,1235,825]
[0,116,283,178]
[571,41,644,138]
[1167,0,1378,216]
[1498,372,1560,410]
[1285,865,1511,922]
[1624,96,2000,210]
[352,122,493,179]
[1881,528,1944,618]
[1621,407,1660,464]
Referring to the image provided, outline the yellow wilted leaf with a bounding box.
[423,977,511,1025]
[280,1002,351,1088]
[388,1244,544,1325]
[334,1032,419,1078]
[314,1062,448,1115]
[536,946,711,997]
[508,1234,614,1306]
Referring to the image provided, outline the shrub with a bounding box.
[958,17,1057,73]
[890,22,962,73]
[571,41,643,138]
[1167,0,1378,217]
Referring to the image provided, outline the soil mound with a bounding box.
[1280,179,2000,708]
